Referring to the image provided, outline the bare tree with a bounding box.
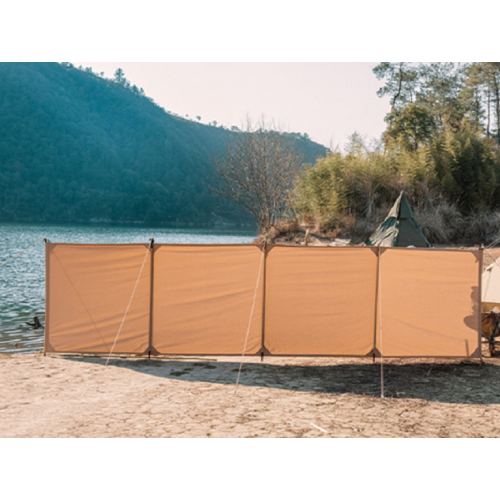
[211,119,303,234]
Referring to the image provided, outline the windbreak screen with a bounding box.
[264,246,378,356]
[377,248,481,358]
[44,243,482,359]
[45,243,151,354]
[152,245,264,355]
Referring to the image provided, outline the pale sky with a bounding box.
[72,62,391,149]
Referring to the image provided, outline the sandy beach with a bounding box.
[1,352,499,438]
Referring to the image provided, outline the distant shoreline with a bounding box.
[0,220,257,231]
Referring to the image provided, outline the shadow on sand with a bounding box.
[65,356,500,406]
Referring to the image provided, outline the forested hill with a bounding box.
[0,62,327,225]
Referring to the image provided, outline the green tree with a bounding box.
[430,123,498,210]
[113,68,128,86]
[373,62,420,111]
[417,62,464,129]
[384,103,437,151]
[472,63,500,142]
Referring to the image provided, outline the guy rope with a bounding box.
[0,237,47,268]
[105,238,153,367]
[234,242,266,395]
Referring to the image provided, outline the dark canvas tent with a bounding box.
[366,192,430,247]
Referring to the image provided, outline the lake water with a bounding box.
[0,222,257,353]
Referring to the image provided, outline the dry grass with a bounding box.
[415,201,463,243]
[462,211,500,245]
[268,217,300,240]
[286,203,500,247]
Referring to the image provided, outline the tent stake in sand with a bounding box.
[310,422,328,434]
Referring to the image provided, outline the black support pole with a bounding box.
[148,237,155,359]
[260,241,267,361]
[372,246,381,363]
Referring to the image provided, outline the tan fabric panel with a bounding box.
[46,243,151,354]
[377,249,481,358]
[264,246,378,356]
[153,245,264,355]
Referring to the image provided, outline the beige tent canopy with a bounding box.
[45,242,483,359]
[482,258,500,312]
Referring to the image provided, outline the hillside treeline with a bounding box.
[291,62,500,244]
[0,63,326,226]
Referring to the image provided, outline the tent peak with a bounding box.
[387,191,414,220]
[366,192,430,248]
